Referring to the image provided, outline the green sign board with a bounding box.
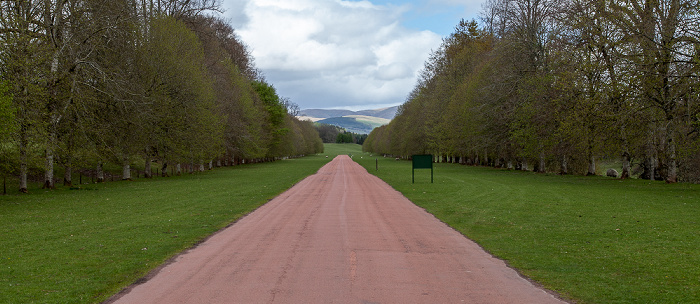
[412,155,433,183]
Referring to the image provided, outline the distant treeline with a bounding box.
[0,1,323,193]
[364,0,700,182]
[315,124,368,145]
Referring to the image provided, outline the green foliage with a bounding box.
[252,80,286,127]
[336,132,354,143]
[0,5,324,191]
[354,156,700,304]
[365,7,700,181]
[142,16,224,163]
[316,123,343,143]
[333,131,367,145]
[0,82,14,137]
[0,81,16,178]
[247,80,322,158]
[207,56,270,160]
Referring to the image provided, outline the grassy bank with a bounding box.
[0,147,367,304]
[354,154,699,303]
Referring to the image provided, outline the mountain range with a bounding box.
[298,106,399,134]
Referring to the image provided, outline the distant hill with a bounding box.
[298,106,398,134]
[299,109,356,119]
[299,106,398,120]
[315,115,390,134]
[315,117,375,134]
[355,107,399,120]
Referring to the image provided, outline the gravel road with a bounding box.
[107,155,566,303]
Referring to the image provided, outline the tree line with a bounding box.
[0,0,323,193]
[315,123,367,145]
[364,0,700,182]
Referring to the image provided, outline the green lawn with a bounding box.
[354,153,700,303]
[4,143,695,304]
[0,147,362,304]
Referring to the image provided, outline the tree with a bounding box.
[252,80,289,158]
[316,124,342,143]
[0,81,15,194]
[366,0,700,182]
[138,16,223,176]
[0,1,323,191]
[186,15,269,163]
[1,0,49,192]
[607,0,700,182]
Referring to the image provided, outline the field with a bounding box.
[354,151,700,303]
[2,144,698,304]
[0,147,356,304]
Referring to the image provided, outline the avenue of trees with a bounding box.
[0,0,323,193]
[364,0,700,182]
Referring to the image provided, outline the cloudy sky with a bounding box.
[220,0,484,110]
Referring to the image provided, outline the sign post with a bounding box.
[412,155,433,183]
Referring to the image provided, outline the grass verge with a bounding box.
[354,154,699,304]
[0,146,361,304]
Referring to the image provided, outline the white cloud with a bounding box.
[226,0,443,109]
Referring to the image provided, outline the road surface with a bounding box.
[108,155,565,304]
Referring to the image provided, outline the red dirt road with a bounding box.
[109,156,566,304]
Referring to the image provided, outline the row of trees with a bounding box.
[0,0,323,193]
[315,124,345,143]
[335,132,368,145]
[364,0,700,182]
[315,123,368,144]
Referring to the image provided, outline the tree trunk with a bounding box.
[43,115,57,189]
[538,152,546,173]
[621,152,631,179]
[43,147,55,189]
[176,163,182,175]
[620,124,631,179]
[144,157,152,178]
[666,132,677,183]
[649,156,656,181]
[560,155,568,175]
[63,160,72,187]
[19,131,28,193]
[122,159,132,180]
[96,162,105,183]
[208,160,213,170]
[161,161,168,177]
[521,159,528,171]
[587,155,596,176]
